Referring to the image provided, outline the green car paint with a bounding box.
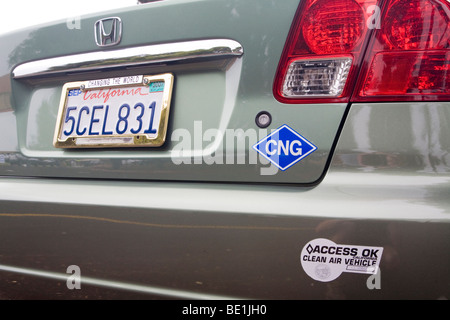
[0,0,449,300]
[0,0,345,184]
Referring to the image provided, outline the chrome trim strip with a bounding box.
[12,39,244,79]
[0,264,240,299]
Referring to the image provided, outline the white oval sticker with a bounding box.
[300,238,383,282]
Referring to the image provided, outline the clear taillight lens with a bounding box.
[282,57,353,97]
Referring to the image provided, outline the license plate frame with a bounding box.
[53,73,174,148]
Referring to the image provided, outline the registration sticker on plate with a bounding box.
[53,73,174,148]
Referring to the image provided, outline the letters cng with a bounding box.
[253,124,318,171]
[265,139,302,156]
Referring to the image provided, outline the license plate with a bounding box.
[54,73,174,148]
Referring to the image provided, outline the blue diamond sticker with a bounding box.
[253,125,317,171]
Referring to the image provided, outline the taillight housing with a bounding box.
[274,0,450,104]
[354,0,450,101]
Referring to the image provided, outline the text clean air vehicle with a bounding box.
[0,0,449,300]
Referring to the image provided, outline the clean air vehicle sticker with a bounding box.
[301,238,383,282]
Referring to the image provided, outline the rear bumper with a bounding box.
[1,168,449,299]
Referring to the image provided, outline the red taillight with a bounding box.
[302,0,366,55]
[274,0,377,103]
[274,0,450,104]
[354,0,450,101]
[382,0,449,50]
[361,51,449,96]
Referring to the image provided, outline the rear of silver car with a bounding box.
[0,0,449,299]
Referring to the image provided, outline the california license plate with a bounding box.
[54,73,174,148]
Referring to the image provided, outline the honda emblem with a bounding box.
[94,17,122,47]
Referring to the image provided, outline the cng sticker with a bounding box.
[253,124,317,171]
[301,238,384,282]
